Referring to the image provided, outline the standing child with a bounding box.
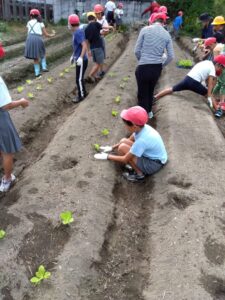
[0,45,29,192]
[85,12,113,83]
[24,9,55,77]
[94,106,167,182]
[173,10,183,39]
[114,3,124,30]
[105,0,116,26]
[68,14,88,103]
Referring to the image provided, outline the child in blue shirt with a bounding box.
[94,106,167,182]
[173,11,183,39]
[68,14,88,103]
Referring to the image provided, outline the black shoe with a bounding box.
[122,172,145,182]
[72,96,84,103]
[42,69,49,72]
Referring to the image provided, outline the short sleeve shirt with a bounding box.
[27,19,45,35]
[130,124,168,164]
[0,77,12,108]
[105,1,116,12]
[188,60,216,82]
[173,16,183,31]
[73,29,87,60]
[85,22,103,49]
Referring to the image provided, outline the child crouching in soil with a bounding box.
[212,68,225,117]
[94,106,167,182]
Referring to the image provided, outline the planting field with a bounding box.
[1,27,225,300]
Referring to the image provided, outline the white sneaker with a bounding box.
[0,174,16,192]
[148,111,154,119]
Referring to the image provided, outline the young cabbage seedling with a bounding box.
[36,84,42,91]
[114,96,121,104]
[64,68,70,73]
[27,92,34,99]
[47,77,53,84]
[17,86,24,93]
[26,79,33,85]
[112,110,118,117]
[122,76,130,82]
[59,72,64,77]
[108,72,116,78]
[60,211,74,225]
[93,143,101,152]
[101,128,110,136]
[30,265,51,285]
[119,83,126,89]
[0,230,6,239]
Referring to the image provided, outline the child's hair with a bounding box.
[122,118,144,128]
[88,15,96,21]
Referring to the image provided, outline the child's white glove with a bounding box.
[99,146,113,153]
[94,153,108,160]
[70,55,74,64]
[76,57,83,66]
[207,96,213,109]
[192,38,201,43]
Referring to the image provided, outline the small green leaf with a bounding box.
[108,72,116,78]
[27,92,34,99]
[93,143,100,152]
[114,96,121,104]
[122,76,130,82]
[59,72,64,77]
[60,211,74,225]
[43,271,51,279]
[30,277,41,284]
[26,79,33,85]
[36,265,45,277]
[101,128,109,136]
[17,86,24,93]
[47,77,53,83]
[0,230,6,239]
[36,84,42,90]
[111,110,118,117]
[119,83,126,89]
[64,68,70,73]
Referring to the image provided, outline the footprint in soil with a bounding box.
[76,180,89,189]
[204,236,225,265]
[167,174,192,189]
[68,135,77,141]
[201,273,225,300]
[28,187,38,195]
[50,155,78,171]
[167,190,196,210]
[84,171,94,178]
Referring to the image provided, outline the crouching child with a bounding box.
[94,106,167,182]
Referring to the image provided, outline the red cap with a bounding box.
[94,4,104,13]
[151,12,168,23]
[68,14,80,25]
[0,43,5,59]
[158,6,168,14]
[30,9,40,16]
[204,37,216,47]
[153,6,159,13]
[214,54,225,67]
[120,106,148,126]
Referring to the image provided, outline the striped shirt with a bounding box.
[134,23,174,66]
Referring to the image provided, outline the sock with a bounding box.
[41,57,47,70]
[34,64,40,76]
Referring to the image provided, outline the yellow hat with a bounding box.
[212,16,225,25]
[87,11,96,18]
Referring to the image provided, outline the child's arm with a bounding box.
[80,41,87,59]
[3,98,29,110]
[207,76,216,97]
[42,27,55,38]
[102,25,114,31]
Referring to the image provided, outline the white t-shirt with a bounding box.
[27,19,45,35]
[105,1,116,12]
[188,60,216,83]
[115,8,124,18]
[0,77,12,108]
[97,16,109,34]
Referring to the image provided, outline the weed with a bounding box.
[0,230,6,239]
[112,110,118,117]
[30,265,51,285]
[114,96,121,104]
[93,143,100,152]
[27,92,34,99]
[17,86,24,93]
[101,128,110,136]
[60,211,74,225]
[47,77,53,84]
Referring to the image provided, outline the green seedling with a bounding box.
[17,86,24,93]
[101,128,110,136]
[0,230,6,239]
[26,79,33,85]
[30,265,51,285]
[93,143,100,152]
[119,82,126,89]
[36,84,42,91]
[114,95,121,104]
[64,68,70,73]
[47,77,53,84]
[122,76,130,82]
[27,92,34,99]
[177,59,193,68]
[112,110,118,117]
[108,72,116,78]
[60,211,74,225]
[59,72,64,77]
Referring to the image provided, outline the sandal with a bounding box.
[215,108,223,118]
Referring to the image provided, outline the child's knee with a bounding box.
[120,138,129,144]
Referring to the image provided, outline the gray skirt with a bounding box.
[24,33,45,60]
[0,108,22,154]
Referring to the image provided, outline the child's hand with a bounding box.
[20,98,29,108]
